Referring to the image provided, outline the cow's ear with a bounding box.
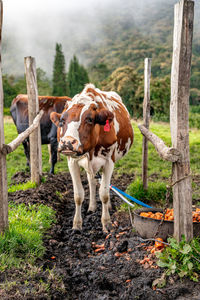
[95,110,114,125]
[50,112,61,127]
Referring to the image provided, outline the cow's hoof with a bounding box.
[73,222,82,231]
[88,206,96,213]
[102,221,112,233]
[72,229,82,235]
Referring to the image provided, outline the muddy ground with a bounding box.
[1,171,200,299]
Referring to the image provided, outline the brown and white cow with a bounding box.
[50,84,134,232]
[10,94,71,174]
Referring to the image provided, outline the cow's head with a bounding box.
[50,100,115,158]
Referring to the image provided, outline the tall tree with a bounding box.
[102,65,142,116]
[67,55,89,97]
[52,43,67,96]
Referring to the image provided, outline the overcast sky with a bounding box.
[2,0,199,77]
[3,0,110,76]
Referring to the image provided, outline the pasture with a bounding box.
[1,116,200,299]
[5,117,200,203]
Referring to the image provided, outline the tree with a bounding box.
[52,43,67,96]
[89,63,110,84]
[3,75,18,107]
[37,68,51,95]
[67,55,89,98]
[102,65,142,116]
[150,75,170,121]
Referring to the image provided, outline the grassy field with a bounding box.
[4,118,69,186]
[4,118,200,185]
[4,117,200,190]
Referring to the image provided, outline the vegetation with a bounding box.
[156,236,200,282]
[2,1,199,119]
[67,55,90,98]
[52,43,67,96]
[126,179,170,206]
[3,68,52,109]
[102,65,142,115]
[8,181,37,193]
[4,118,200,205]
[0,203,55,271]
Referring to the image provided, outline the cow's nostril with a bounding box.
[72,140,76,145]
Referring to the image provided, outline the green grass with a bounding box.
[126,178,171,206]
[0,203,55,271]
[8,181,37,193]
[4,120,68,186]
[115,121,172,179]
[115,120,200,178]
[4,117,200,191]
[3,107,11,116]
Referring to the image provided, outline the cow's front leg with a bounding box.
[99,160,114,232]
[68,158,84,230]
[87,172,96,212]
[23,139,30,167]
[49,139,58,174]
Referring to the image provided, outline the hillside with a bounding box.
[82,0,199,82]
[2,0,200,106]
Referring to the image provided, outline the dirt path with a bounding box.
[2,172,200,299]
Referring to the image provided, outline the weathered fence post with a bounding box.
[170,0,194,241]
[0,0,8,233]
[24,57,42,185]
[142,58,151,190]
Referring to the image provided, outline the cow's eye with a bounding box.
[86,117,93,124]
[59,120,65,127]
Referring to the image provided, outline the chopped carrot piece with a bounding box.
[155,238,164,250]
[94,247,105,253]
[126,279,131,283]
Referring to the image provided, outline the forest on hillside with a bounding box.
[2,0,200,121]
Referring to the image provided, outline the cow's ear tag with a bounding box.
[104,120,111,132]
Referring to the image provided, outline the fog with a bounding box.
[2,0,199,77]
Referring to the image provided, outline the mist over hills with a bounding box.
[2,0,200,80]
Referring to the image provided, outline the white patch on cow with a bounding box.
[91,156,107,174]
[114,137,132,161]
[90,144,116,173]
[61,103,95,148]
[114,148,123,161]
[62,120,81,145]
[113,117,120,134]
[77,154,94,178]
[60,127,63,136]
[83,83,96,91]
[125,137,132,153]
[102,98,120,112]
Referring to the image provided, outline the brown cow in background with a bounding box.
[10,94,71,174]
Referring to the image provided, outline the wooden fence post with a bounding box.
[170,0,194,241]
[0,0,8,233]
[142,58,151,190]
[24,57,42,185]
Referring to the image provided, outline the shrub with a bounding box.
[126,178,170,205]
[156,236,200,282]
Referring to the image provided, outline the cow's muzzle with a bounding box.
[58,136,83,157]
